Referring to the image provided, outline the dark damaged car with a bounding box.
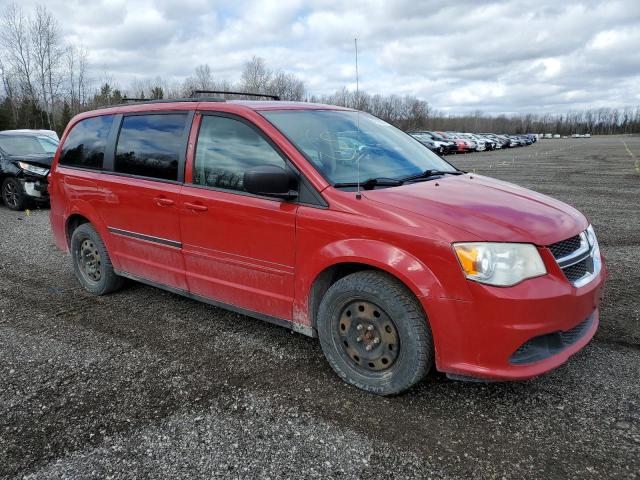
[0,131,55,210]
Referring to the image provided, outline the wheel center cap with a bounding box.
[337,301,399,371]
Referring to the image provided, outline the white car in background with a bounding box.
[472,134,497,150]
[3,129,59,140]
[409,132,453,155]
[1,129,59,153]
[459,133,486,151]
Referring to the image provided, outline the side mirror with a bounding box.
[244,165,297,200]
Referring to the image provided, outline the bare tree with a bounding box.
[181,64,215,95]
[269,71,305,100]
[1,3,36,100]
[31,5,63,129]
[66,44,88,114]
[240,56,272,94]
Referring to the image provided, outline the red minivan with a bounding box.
[49,97,606,395]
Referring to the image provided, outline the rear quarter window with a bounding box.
[59,115,114,169]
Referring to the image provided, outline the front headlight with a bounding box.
[18,161,49,176]
[453,242,547,286]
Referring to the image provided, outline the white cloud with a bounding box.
[6,0,640,113]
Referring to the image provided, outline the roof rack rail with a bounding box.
[122,97,228,103]
[98,97,227,110]
[190,90,280,101]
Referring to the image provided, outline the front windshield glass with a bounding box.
[37,137,59,153]
[262,110,455,185]
[0,136,46,155]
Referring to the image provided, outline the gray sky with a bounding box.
[15,0,640,114]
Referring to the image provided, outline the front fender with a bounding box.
[321,238,446,298]
[293,238,450,328]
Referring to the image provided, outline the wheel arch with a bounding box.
[299,239,447,331]
[62,203,114,265]
[65,213,91,248]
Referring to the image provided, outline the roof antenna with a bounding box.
[355,37,362,200]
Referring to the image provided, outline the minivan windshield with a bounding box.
[0,135,47,155]
[262,110,456,186]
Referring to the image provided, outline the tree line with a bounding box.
[2,3,639,137]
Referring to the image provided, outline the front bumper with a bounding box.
[423,258,607,381]
[20,176,49,202]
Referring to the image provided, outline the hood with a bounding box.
[7,153,54,168]
[363,174,587,245]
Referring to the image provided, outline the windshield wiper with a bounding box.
[401,169,465,182]
[333,177,404,190]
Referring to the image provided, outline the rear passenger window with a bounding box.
[59,115,113,169]
[115,114,188,181]
[193,115,285,192]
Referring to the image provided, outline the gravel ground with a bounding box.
[1,135,639,479]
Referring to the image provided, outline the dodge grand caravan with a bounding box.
[49,97,606,395]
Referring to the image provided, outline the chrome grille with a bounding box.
[563,260,589,282]
[548,235,581,259]
[548,230,598,287]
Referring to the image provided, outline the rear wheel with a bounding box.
[317,270,434,395]
[70,223,124,295]
[2,178,26,211]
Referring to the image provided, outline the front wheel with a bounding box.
[2,178,26,211]
[317,271,434,395]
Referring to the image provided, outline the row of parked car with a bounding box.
[408,131,537,155]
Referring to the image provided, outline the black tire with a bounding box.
[70,223,124,295]
[317,270,434,395]
[2,177,27,211]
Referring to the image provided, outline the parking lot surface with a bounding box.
[1,136,639,479]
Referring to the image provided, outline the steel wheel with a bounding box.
[3,181,20,209]
[336,300,400,372]
[77,238,102,283]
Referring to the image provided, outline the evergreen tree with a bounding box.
[58,101,73,136]
[0,98,15,131]
[150,86,164,99]
[112,89,124,105]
